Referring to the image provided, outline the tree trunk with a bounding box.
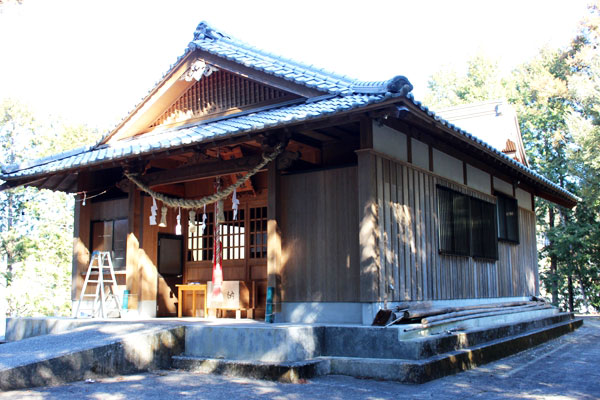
[568,273,574,312]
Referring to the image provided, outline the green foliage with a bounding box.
[424,5,600,312]
[0,98,97,317]
[425,53,506,108]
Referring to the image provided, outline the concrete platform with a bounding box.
[0,322,185,391]
[0,309,583,390]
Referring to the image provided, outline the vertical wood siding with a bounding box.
[280,167,360,302]
[374,154,538,302]
[150,70,296,128]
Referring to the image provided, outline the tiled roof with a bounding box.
[405,94,579,204]
[189,22,355,95]
[97,22,410,144]
[0,21,577,206]
[1,93,401,179]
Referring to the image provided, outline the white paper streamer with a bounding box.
[149,197,158,225]
[175,207,182,235]
[232,188,240,220]
[199,204,207,235]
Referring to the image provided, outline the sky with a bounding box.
[0,0,590,132]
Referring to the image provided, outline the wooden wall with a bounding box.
[280,166,360,302]
[371,151,538,302]
[72,197,128,301]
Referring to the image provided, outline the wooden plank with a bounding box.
[416,170,424,300]
[357,151,380,302]
[382,158,393,302]
[390,162,400,302]
[408,166,416,300]
[402,165,411,300]
[376,156,385,301]
[419,171,428,300]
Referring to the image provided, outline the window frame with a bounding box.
[495,191,520,244]
[90,218,128,271]
[436,185,499,261]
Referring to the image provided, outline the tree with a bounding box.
[0,99,98,317]
[424,53,506,108]
[424,20,600,312]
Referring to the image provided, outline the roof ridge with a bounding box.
[191,22,356,87]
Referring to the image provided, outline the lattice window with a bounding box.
[187,212,214,262]
[221,209,245,260]
[249,206,267,259]
[187,206,268,262]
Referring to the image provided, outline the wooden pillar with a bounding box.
[126,186,141,311]
[72,173,91,305]
[267,161,282,319]
[357,117,380,302]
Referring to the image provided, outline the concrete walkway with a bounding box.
[1,316,598,399]
[0,323,185,390]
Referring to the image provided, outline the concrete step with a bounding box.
[172,355,329,383]
[0,323,185,391]
[324,311,576,360]
[327,317,584,383]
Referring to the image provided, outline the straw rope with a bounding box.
[124,144,283,209]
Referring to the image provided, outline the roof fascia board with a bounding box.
[196,50,325,98]
[102,51,198,144]
[399,100,576,208]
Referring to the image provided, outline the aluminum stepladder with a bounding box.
[75,251,122,318]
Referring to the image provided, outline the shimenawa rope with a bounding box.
[124,144,283,209]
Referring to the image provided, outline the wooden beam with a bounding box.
[360,117,373,149]
[143,155,264,186]
[298,129,336,142]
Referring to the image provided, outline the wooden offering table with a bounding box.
[176,283,207,318]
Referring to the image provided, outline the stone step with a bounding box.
[324,311,575,360]
[327,317,584,383]
[172,355,329,383]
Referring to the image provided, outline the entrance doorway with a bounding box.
[156,233,183,317]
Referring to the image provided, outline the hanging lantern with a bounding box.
[188,210,197,235]
[158,206,168,227]
[149,197,158,226]
[175,207,182,235]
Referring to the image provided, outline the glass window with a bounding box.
[437,186,498,260]
[496,192,519,243]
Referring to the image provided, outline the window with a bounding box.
[221,209,245,260]
[470,197,498,259]
[249,206,267,259]
[496,192,519,243]
[188,212,214,262]
[91,218,127,270]
[437,186,498,260]
[187,205,266,262]
[437,187,470,256]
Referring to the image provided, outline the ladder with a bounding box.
[75,251,122,318]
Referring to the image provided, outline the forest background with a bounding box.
[1,2,599,328]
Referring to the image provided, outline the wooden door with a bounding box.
[157,234,183,317]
